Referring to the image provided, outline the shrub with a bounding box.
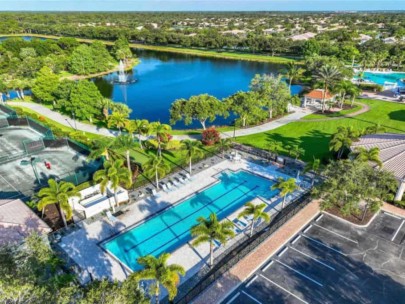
[202,127,220,146]
[357,83,383,92]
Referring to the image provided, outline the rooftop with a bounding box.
[304,89,334,100]
[351,133,405,181]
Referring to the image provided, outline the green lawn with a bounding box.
[302,103,362,120]
[236,99,405,162]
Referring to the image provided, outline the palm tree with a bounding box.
[364,123,386,135]
[271,178,298,209]
[133,119,150,150]
[142,155,170,189]
[314,65,341,113]
[354,147,382,168]
[107,111,128,134]
[267,140,282,157]
[93,159,132,212]
[347,85,362,107]
[150,122,171,157]
[89,139,121,161]
[113,134,136,176]
[238,202,270,237]
[37,179,81,228]
[134,253,185,304]
[334,80,354,109]
[284,62,304,89]
[181,139,204,175]
[99,98,113,120]
[304,157,321,186]
[218,138,232,157]
[124,119,137,139]
[190,213,235,267]
[329,126,359,159]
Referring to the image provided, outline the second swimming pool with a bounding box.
[102,170,280,270]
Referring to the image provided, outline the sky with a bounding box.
[0,0,404,11]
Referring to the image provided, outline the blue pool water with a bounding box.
[102,170,279,270]
[358,72,405,86]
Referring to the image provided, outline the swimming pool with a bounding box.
[102,170,280,270]
[356,71,405,86]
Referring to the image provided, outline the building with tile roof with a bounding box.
[351,133,405,201]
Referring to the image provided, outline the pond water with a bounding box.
[95,50,302,129]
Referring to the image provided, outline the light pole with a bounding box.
[233,119,237,141]
[72,111,77,130]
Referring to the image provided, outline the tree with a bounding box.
[142,154,170,189]
[284,62,304,89]
[267,140,282,157]
[134,253,185,304]
[304,157,321,186]
[353,147,382,168]
[285,145,305,161]
[303,39,321,57]
[218,138,232,157]
[190,213,235,267]
[334,80,355,109]
[113,134,137,176]
[225,91,263,127]
[181,139,204,175]
[93,159,132,212]
[238,202,270,237]
[314,65,342,113]
[89,139,121,162]
[37,179,80,228]
[250,74,291,119]
[31,67,60,105]
[108,111,128,134]
[128,119,149,150]
[347,85,362,107]
[329,126,360,159]
[271,178,298,209]
[113,36,132,63]
[150,122,171,157]
[68,80,103,122]
[170,94,228,130]
[99,98,113,120]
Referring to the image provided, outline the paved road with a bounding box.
[9,102,314,140]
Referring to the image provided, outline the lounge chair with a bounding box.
[166,182,174,191]
[138,191,145,198]
[172,179,181,188]
[185,173,192,180]
[178,177,187,184]
[161,183,170,192]
[151,188,159,197]
[106,211,118,224]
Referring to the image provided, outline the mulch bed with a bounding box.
[313,104,356,115]
[325,206,376,225]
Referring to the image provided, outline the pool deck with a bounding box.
[58,157,308,285]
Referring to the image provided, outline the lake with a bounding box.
[95,50,302,129]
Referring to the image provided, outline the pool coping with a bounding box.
[97,165,288,273]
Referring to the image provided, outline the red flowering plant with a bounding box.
[202,127,220,146]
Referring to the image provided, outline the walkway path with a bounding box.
[9,102,314,140]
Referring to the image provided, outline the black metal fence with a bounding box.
[0,104,17,117]
[174,192,312,304]
[6,116,54,138]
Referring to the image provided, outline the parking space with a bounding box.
[223,212,405,304]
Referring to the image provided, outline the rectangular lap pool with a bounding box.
[102,170,280,270]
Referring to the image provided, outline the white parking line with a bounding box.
[289,246,335,271]
[303,225,312,233]
[313,223,358,244]
[278,247,288,257]
[384,212,402,220]
[262,260,274,272]
[259,274,309,304]
[242,291,262,304]
[316,214,324,222]
[226,292,240,304]
[392,220,405,241]
[292,235,301,244]
[302,234,347,256]
[275,259,324,287]
[246,275,258,288]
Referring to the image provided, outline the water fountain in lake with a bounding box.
[114,60,136,84]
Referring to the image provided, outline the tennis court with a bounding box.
[0,147,99,199]
[0,126,44,160]
[224,212,405,304]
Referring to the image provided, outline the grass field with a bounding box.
[302,103,362,120]
[236,99,405,162]
[0,34,299,64]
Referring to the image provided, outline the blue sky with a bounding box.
[0,0,404,11]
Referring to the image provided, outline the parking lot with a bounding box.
[223,212,405,304]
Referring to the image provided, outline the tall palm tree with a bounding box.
[190,213,235,267]
[107,111,128,134]
[304,157,321,186]
[334,80,354,109]
[354,147,382,168]
[347,85,362,107]
[89,139,121,161]
[113,134,136,176]
[93,159,132,212]
[37,179,81,228]
[142,155,171,189]
[314,65,341,113]
[99,98,113,120]
[133,119,150,150]
[150,122,171,156]
[238,202,270,237]
[271,178,298,209]
[284,62,305,89]
[134,253,185,304]
[181,139,204,175]
[329,126,360,159]
[124,119,137,139]
[218,138,232,157]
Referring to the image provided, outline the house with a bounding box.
[290,32,316,41]
[302,89,336,107]
[221,29,247,37]
[69,184,129,220]
[262,28,276,35]
[359,34,372,44]
[0,199,51,246]
[383,37,397,44]
[350,133,405,201]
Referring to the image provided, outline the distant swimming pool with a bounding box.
[102,170,279,271]
[356,71,405,86]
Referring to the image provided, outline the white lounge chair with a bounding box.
[167,182,175,191]
[161,183,170,192]
[151,188,159,197]
[185,173,192,180]
[172,179,181,187]
[106,211,118,224]
[179,177,187,184]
